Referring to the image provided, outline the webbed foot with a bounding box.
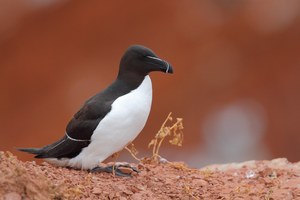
[91,163,139,177]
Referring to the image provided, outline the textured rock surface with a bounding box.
[1,151,299,199]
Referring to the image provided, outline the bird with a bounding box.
[18,44,173,176]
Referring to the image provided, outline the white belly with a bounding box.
[59,75,152,169]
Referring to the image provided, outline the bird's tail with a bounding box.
[18,147,43,156]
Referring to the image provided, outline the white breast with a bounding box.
[64,75,152,169]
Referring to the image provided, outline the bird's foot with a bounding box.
[91,162,139,177]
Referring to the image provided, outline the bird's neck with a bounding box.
[116,72,146,88]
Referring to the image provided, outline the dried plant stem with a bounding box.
[155,118,182,156]
[124,146,140,162]
[122,112,184,164]
[111,152,120,176]
[148,112,184,163]
[153,112,172,158]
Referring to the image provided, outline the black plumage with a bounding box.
[18,45,173,162]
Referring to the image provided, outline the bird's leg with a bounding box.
[111,149,140,176]
[91,165,130,177]
[90,151,139,177]
[90,162,139,177]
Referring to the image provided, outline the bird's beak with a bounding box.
[146,56,174,74]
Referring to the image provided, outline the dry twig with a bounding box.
[148,112,184,163]
[124,112,184,164]
[124,143,140,162]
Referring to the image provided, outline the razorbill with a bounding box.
[19,45,173,175]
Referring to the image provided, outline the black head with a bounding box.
[117,45,173,78]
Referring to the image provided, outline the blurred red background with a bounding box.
[1,0,299,167]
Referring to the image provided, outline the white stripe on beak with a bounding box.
[146,56,170,73]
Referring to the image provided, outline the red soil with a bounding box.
[0,151,299,200]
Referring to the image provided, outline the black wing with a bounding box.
[19,79,135,159]
[66,100,112,141]
[18,135,91,159]
[19,98,113,159]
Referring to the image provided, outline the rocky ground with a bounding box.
[0,151,299,200]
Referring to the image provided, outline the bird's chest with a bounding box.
[92,76,153,144]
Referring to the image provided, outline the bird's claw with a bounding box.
[91,163,139,177]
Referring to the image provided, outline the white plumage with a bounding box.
[47,75,152,169]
